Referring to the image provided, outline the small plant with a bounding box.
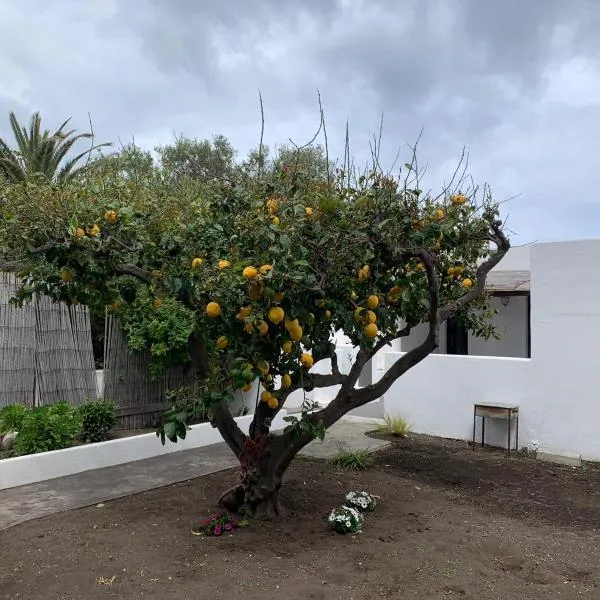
[14,401,81,455]
[0,404,28,434]
[331,447,373,470]
[328,505,363,534]
[78,399,117,443]
[345,490,378,512]
[376,414,411,437]
[192,512,240,537]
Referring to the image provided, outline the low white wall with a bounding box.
[383,352,532,449]
[0,411,287,490]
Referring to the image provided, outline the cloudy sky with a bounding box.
[1,0,599,244]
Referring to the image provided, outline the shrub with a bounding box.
[78,399,117,443]
[331,448,373,470]
[14,401,81,455]
[328,505,363,534]
[376,414,411,437]
[345,490,378,512]
[0,404,28,434]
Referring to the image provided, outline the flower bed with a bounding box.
[0,410,287,490]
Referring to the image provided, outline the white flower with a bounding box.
[345,490,377,512]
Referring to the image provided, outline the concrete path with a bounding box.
[300,418,389,459]
[0,443,237,531]
[0,418,387,531]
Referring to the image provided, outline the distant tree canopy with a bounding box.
[0,111,109,183]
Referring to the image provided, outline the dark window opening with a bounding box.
[446,316,469,355]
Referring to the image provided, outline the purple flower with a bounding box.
[214,524,222,536]
[224,523,233,531]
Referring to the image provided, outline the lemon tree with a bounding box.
[0,141,509,519]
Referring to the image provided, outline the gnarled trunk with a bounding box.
[219,470,284,520]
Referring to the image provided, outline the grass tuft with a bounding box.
[376,414,411,437]
[331,447,374,470]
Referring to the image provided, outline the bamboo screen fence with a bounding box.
[103,315,198,429]
[0,273,97,408]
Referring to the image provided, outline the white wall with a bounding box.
[468,295,528,358]
[384,239,600,461]
[383,353,530,448]
[527,239,600,460]
[401,295,528,358]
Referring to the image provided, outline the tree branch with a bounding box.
[349,248,440,406]
[210,401,246,458]
[115,264,155,284]
[439,219,510,321]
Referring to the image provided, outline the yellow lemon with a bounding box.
[305,206,314,217]
[447,267,456,277]
[216,336,229,350]
[366,310,377,324]
[191,257,204,269]
[243,266,259,280]
[450,193,467,205]
[60,269,73,282]
[260,390,272,403]
[281,340,293,354]
[363,323,378,338]
[289,326,303,342]
[271,216,280,226]
[462,278,473,290]
[435,208,445,220]
[87,224,100,237]
[244,322,254,334]
[236,306,252,321]
[75,227,86,238]
[257,360,270,375]
[267,396,279,410]
[104,210,118,224]
[257,320,269,335]
[259,264,273,275]
[218,259,231,269]
[366,295,379,309]
[206,302,221,318]
[350,290,358,301]
[300,353,314,369]
[281,374,292,389]
[324,309,332,320]
[268,306,285,324]
[266,197,279,214]
[354,307,365,323]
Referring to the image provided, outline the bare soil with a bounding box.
[2,433,600,599]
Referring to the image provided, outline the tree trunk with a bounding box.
[217,427,312,520]
[219,469,284,520]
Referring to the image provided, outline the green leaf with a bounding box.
[280,234,292,249]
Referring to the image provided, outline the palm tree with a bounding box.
[0,111,110,183]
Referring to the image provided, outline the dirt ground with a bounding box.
[2,433,600,600]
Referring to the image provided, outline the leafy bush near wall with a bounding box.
[0,404,28,434]
[78,399,117,443]
[14,401,81,454]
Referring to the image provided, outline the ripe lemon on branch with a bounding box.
[206,302,221,318]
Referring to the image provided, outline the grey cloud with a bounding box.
[0,0,599,243]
